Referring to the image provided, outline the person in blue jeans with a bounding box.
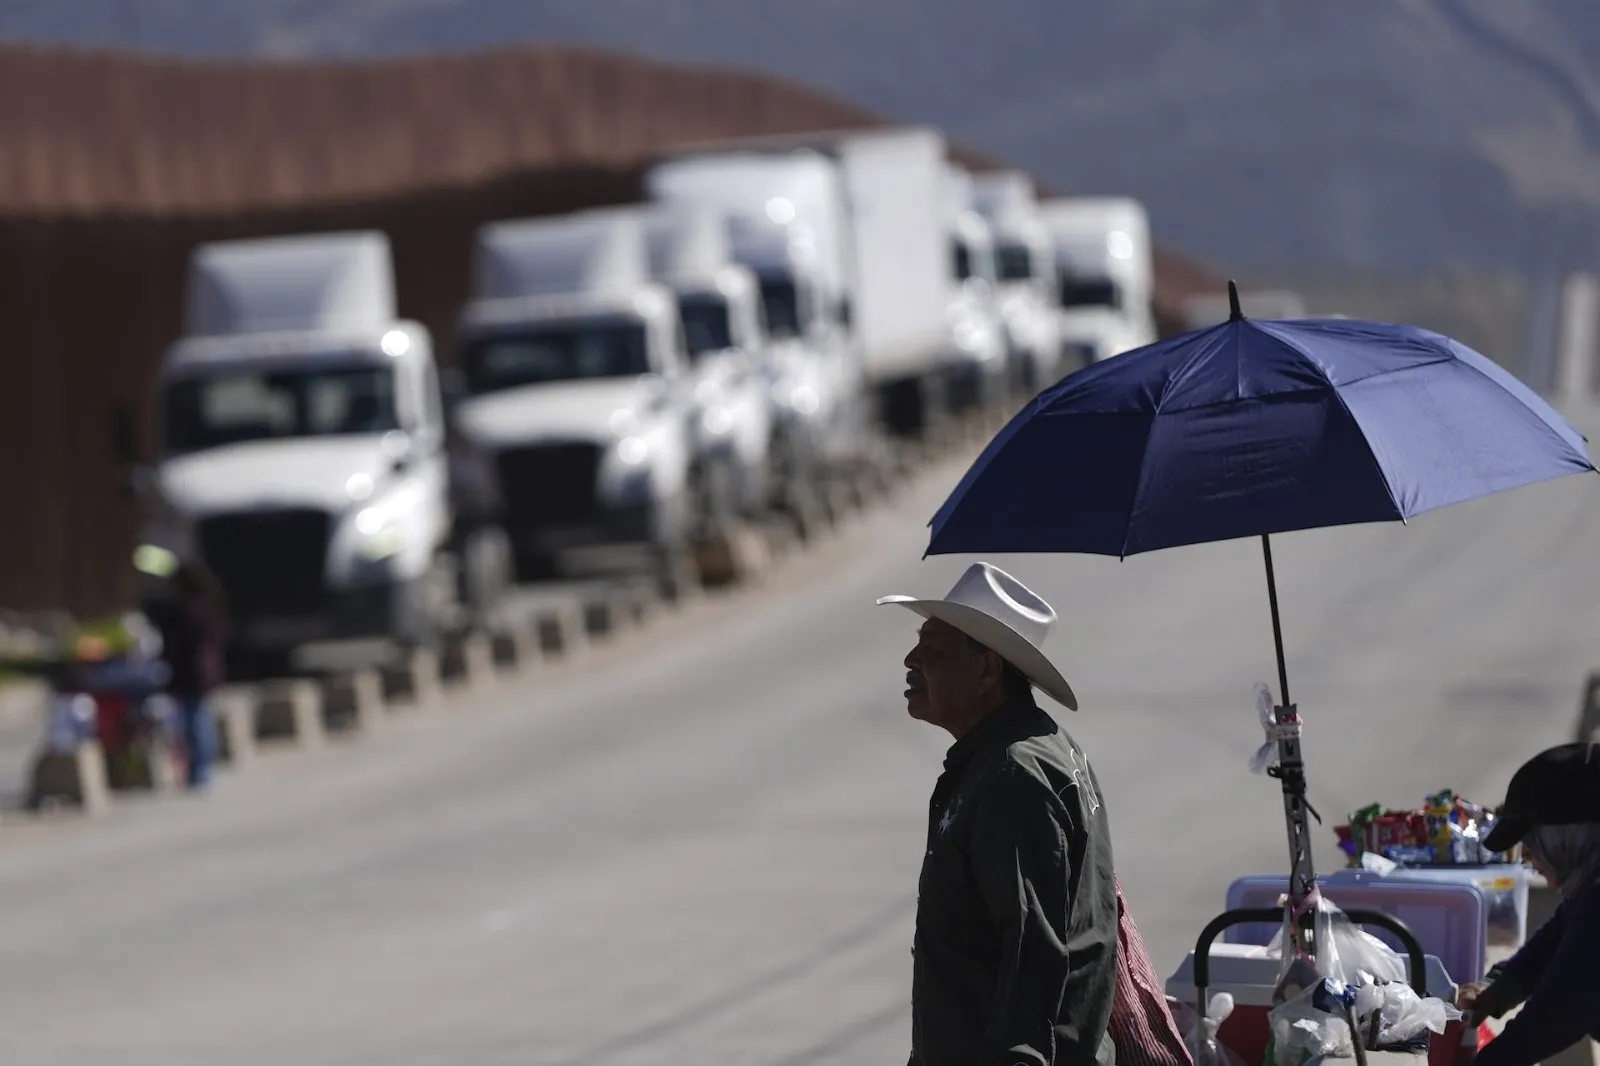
[1459,743,1600,1064]
[145,561,227,790]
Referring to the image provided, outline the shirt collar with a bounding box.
[943,697,1044,774]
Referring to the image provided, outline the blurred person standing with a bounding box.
[879,562,1134,1066]
[146,560,228,790]
[1457,743,1600,1065]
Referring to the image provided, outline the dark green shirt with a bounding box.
[910,700,1119,1066]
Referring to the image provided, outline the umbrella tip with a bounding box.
[1228,279,1243,322]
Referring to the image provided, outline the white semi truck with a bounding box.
[646,150,864,503]
[649,125,957,442]
[115,230,509,679]
[451,206,696,585]
[1038,196,1158,366]
[641,204,776,526]
[970,170,1067,393]
[941,165,1012,414]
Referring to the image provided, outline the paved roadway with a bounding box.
[3,405,1599,1065]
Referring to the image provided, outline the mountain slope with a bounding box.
[4,0,1600,275]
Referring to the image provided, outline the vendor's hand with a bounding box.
[1457,982,1502,1022]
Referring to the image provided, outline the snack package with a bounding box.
[1335,790,1522,867]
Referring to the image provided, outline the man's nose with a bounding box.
[904,643,919,670]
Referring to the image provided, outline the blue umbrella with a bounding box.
[926,281,1596,947]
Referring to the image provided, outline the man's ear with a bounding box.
[979,648,1006,692]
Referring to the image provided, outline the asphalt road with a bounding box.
[2,404,1599,1066]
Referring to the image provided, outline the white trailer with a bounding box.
[451,207,696,584]
[119,230,508,678]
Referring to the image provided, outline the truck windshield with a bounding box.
[1060,276,1122,310]
[462,321,650,394]
[996,242,1034,281]
[951,241,974,282]
[677,294,734,361]
[759,278,803,340]
[164,365,399,454]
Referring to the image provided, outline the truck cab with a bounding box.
[646,151,866,504]
[124,230,505,679]
[943,167,1011,415]
[452,207,695,584]
[642,205,776,527]
[970,171,1067,394]
[1039,197,1158,366]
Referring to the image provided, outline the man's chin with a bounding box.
[904,693,929,721]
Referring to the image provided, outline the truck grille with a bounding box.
[496,442,603,527]
[196,508,331,615]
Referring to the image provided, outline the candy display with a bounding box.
[1335,790,1518,867]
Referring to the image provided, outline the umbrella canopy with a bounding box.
[928,308,1594,558]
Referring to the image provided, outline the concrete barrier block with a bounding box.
[321,669,385,732]
[534,605,586,659]
[256,679,326,747]
[441,633,495,691]
[583,595,620,640]
[490,626,533,672]
[27,741,111,815]
[211,687,259,768]
[617,580,656,627]
[762,515,800,563]
[381,647,442,707]
[697,525,772,588]
[657,554,702,607]
[0,678,46,733]
[826,481,857,524]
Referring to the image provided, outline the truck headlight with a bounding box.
[354,507,404,561]
[701,405,734,436]
[617,436,650,466]
[952,320,987,352]
[777,384,819,416]
[133,543,180,578]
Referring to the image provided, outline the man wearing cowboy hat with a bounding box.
[879,562,1121,1066]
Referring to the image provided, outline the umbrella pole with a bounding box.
[1260,534,1320,959]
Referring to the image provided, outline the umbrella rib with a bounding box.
[1444,339,1599,472]
[1115,393,1187,562]
[1114,322,1240,559]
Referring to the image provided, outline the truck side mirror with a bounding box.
[837,297,853,330]
[110,403,142,465]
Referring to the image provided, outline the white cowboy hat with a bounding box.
[876,561,1078,711]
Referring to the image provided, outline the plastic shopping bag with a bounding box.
[1181,991,1247,1066]
[1267,980,1356,1061]
[1373,980,1461,1047]
[1268,893,1406,993]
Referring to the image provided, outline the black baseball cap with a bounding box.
[1482,742,1600,853]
